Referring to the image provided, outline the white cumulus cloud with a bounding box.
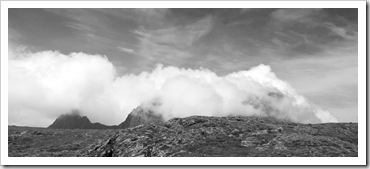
[8,49,338,127]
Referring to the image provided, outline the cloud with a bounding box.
[323,22,357,41]
[9,28,24,41]
[133,16,213,70]
[9,48,338,127]
[271,9,321,23]
[45,9,102,35]
[135,15,213,47]
[271,38,289,49]
[65,22,96,33]
[9,50,118,126]
[269,47,358,122]
[134,9,169,25]
[117,46,136,54]
[270,9,357,49]
[43,9,140,48]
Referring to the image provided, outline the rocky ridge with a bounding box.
[81,115,357,157]
[118,106,163,129]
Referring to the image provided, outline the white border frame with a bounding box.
[1,1,366,166]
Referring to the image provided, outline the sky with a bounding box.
[8,9,358,126]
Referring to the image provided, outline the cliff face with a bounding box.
[83,115,358,157]
[47,110,116,129]
[118,106,163,129]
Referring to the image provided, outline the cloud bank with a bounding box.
[9,50,338,127]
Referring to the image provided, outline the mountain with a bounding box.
[118,106,163,129]
[47,107,163,130]
[47,110,117,129]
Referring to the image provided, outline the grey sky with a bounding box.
[9,8,358,122]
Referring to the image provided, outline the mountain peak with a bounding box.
[56,110,89,121]
[48,110,115,129]
[118,106,163,129]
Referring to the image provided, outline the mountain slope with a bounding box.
[82,115,357,157]
[47,110,117,129]
[118,106,163,129]
[9,115,357,157]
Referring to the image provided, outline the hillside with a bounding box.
[9,115,357,157]
[82,115,357,157]
[8,126,117,157]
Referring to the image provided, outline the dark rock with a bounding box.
[101,149,113,157]
[48,109,117,129]
[241,137,259,147]
[231,129,242,135]
[275,127,284,133]
[9,115,358,157]
[118,106,163,129]
[80,116,357,157]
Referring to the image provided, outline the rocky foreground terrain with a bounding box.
[9,115,357,157]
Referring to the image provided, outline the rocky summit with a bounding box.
[118,106,163,129]
[80,115,357,157]
[47,110,116,129]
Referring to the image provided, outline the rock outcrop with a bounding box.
[118,106,163,129]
